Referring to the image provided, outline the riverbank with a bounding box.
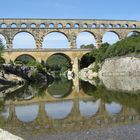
[20,124,140,140]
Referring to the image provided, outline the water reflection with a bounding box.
[0,78,140,137]
[105,102,122,115]
[15,104,39,122]
[79,99,100,117]
[45,101,73,119]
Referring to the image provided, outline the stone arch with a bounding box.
[49,23,54,28]
[46,53,72,72]
[132,24,136,28]
[13,31,36,49]
[15,104,39,122]
[127,31,140,37]
[21,23,27,28]
[76,31,96,48]
[57,23,63,28]
[108,24,113,28]
[83,23,88,28]
[30,23,36,28]
[42,31,69,48]
[66,23,71,28]
[105,102,122,115]
[11,23,17,28]
[1,23,7,28]
[14,54,36,64]
[99,24,105,28]
[45,100,73,120]
[40,23,46,28]
[0,33,7,48]
[92,23,97,28]
[124,24,129,28]
[74,23,80,28]
[102,31,120,45]
[79,99,100,117]
[115,24,121,28]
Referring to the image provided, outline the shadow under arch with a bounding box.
[14,54,36,64]
[12,31,36,49]
[42,31,69,48]
[80,53,95,69]
[15,104,39,122]
[46,53,72,73]
[47,77,73,98]
[45,100,73,120]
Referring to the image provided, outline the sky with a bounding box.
[0,0,139,48]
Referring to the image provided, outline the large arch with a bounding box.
[127,31,140,37]
[46,53,72,73]
[42,31,69,48]
[102,31,120,45]
[76,31,96,49]
[13,31,36,49]
[15,54,36,64]
[15,104,39,122]
[0,34,6,48]
[45,101,73,119]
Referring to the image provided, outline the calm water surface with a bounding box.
[0,77,140,138]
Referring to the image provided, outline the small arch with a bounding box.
[15,104,39,122]
[108,24,113,28]
[124,24,129,28]
[1,23,7,28]
[99,24,105,28]
[21,23,27,28]
[92,23,97,28]
[83,23,88,28]
[79,99,100,117]
[40,23,46,28]
[66,23,71,28]
[49,23,54,28]
[11,23,17,28]
[31,23,36,28]
[115,24,121,28]
[57,23,63,28]
[74,23,79,28]
[105,102,122,115]
[132,24,136,28]
[15,54,36,64]
[45,101,73,119]
[102,31,120,45]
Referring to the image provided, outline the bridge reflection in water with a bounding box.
[0,78,140,137]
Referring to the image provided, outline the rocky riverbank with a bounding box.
[79,56,140,93]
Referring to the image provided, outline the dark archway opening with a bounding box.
[80,53,95,69]
[46,53,72,76]
[15,54,36,64]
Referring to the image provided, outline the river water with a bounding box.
[0,76,140,139]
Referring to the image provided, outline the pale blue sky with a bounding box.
[0,0,140,20]
[0,0,139,48]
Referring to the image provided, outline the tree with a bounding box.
[0,39,5,65]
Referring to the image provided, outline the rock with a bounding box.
[0,128,24,140]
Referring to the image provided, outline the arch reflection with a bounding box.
[15,104,39,122]
[45,101,73,119]
[105,102,122,115]
[79,99,100,117]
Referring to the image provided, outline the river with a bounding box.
[0,76,140,140]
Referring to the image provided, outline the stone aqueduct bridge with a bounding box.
[1,18,140,72]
